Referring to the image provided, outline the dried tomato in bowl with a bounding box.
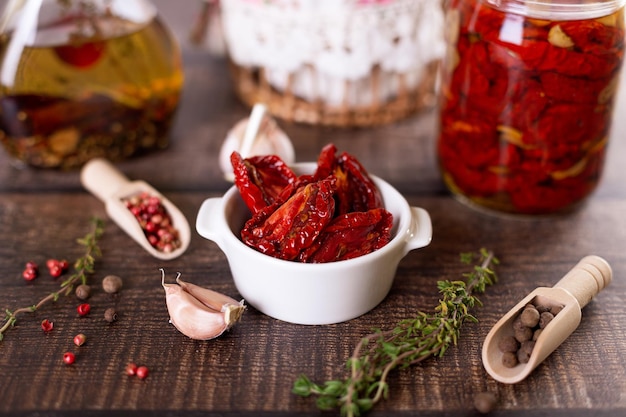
[437,0,625,215]
[232,144,392,262]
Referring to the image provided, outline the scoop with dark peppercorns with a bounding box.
[499,301,562,368]
[481,255,612,384]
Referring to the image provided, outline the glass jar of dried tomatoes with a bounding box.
[437,0,625,215]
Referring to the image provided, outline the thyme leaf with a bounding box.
[293,248,499,417]
[0,217,104,342]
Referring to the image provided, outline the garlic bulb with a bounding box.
[161,270,245,340]
[219,103,295,181]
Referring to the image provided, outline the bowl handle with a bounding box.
[404,207,433,253]
[195,197,226,244]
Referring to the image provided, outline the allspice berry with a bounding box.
[75,284,91,300]
[104,307,118,323]
[497,335,519,353]
[539,311,554,329]
[102,275,123,294]
[474,391,498,414]
[514,325,533,343]
[502,351,518,368]
[520,307,540,328]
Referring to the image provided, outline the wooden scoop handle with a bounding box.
[81,158,131,203]
[554,255,612,309]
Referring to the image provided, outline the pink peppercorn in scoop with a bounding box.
[80,158,190,260]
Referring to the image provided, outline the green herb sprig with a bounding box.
[293,248,499,416]
[0,217,104,342]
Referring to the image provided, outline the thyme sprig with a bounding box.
[0,217,104,342]
[293,248,499,416]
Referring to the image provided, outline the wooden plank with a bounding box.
[0,193,624,415]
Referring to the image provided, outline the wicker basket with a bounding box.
[220,0,445,127]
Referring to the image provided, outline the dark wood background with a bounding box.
[0,2,625,416]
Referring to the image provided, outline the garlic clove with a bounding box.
[176,275,245,321]
[161,270,245,340]
[163,282,229,340]
[219,104,295,182]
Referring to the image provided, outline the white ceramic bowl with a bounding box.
[195,163,432,325]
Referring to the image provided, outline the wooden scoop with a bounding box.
[482,255,612,384]
[80,158,190,260]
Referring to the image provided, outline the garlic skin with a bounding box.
[219,112,295,182]
[161,270,245,340]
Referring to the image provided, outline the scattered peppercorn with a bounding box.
[498,299,562,367]
[73,333,86,346]
[46,258,69,278]
[136,365,149,380]
[41,319,54,333]
[75,284,91,300]
[125,363,138,376]
[77,303,91,316]
[474,391,498,414]
[22,261,39,281]
[63,352,76,365]
[104,307,118,323]
[102,275,123,294]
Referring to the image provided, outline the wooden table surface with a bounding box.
[1,2,626,416]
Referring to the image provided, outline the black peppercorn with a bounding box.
[502,351,518,368]
[539,311,554,329]
[102,275,123,294]
[550,305,563,316]
[517,347,531,364]
[498,335,519,353]
[104,307,118,323]
[520,306,540,328]
[514,325,533,343]
[474,391,498,414]
[75,284,91,300]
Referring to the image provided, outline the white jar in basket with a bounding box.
[219,0,445,127]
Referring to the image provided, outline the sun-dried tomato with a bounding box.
[438,0,624,214]
[314,143,339,180]
[234,144,392,261]
[241,177,337,261]
[312,143,383,215]
[335,152,384,214]
[231,151,297,214]
[297,208,393,263]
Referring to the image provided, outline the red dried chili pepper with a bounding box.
[297,208,393,263]
[241,177,337,261]
[231,151,297,215]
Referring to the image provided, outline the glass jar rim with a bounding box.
[486,0,626,20]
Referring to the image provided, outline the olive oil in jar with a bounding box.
[0,0,183,169]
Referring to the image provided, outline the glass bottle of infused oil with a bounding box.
[437,0,625,215]
[0,0,183,169]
